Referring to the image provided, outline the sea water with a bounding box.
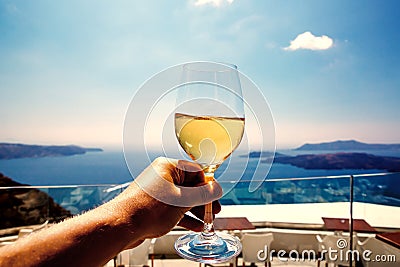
[0,149,393,185]
[0,149,399,207]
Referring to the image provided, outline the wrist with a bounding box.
[107,181,184,240]
[100,182,155,242]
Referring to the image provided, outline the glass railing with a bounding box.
[1,172,399,230]
[0,184,125,230]
[219,172,400,206]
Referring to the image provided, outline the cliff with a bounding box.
[0,173,72,229]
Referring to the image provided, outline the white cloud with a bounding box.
[284,31,333,51]
[194,0,234,7]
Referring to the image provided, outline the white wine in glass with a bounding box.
[175,113,245,170]
[174,62,245,263]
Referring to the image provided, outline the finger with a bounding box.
[177,214,204,232]
[175,160,205,186]
[146,157,206,186]
[178,180,223,207]
[189,201,221,220]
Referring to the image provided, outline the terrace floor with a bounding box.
[218,202,400,230]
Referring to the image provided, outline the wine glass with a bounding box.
[174,62,245,263]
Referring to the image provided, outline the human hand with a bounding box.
[107,157,222,248]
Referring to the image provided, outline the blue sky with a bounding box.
[1,0,399,149]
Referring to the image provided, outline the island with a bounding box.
[243,151,287,158]
[295,140,400,151]
[0,143,103,160]
[273,152,400,172]
[244,140,400,172]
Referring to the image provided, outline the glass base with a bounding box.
[174,231,242,264]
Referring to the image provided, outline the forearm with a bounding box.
[0,187,144,267]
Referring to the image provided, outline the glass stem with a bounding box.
[202,172,215,237]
